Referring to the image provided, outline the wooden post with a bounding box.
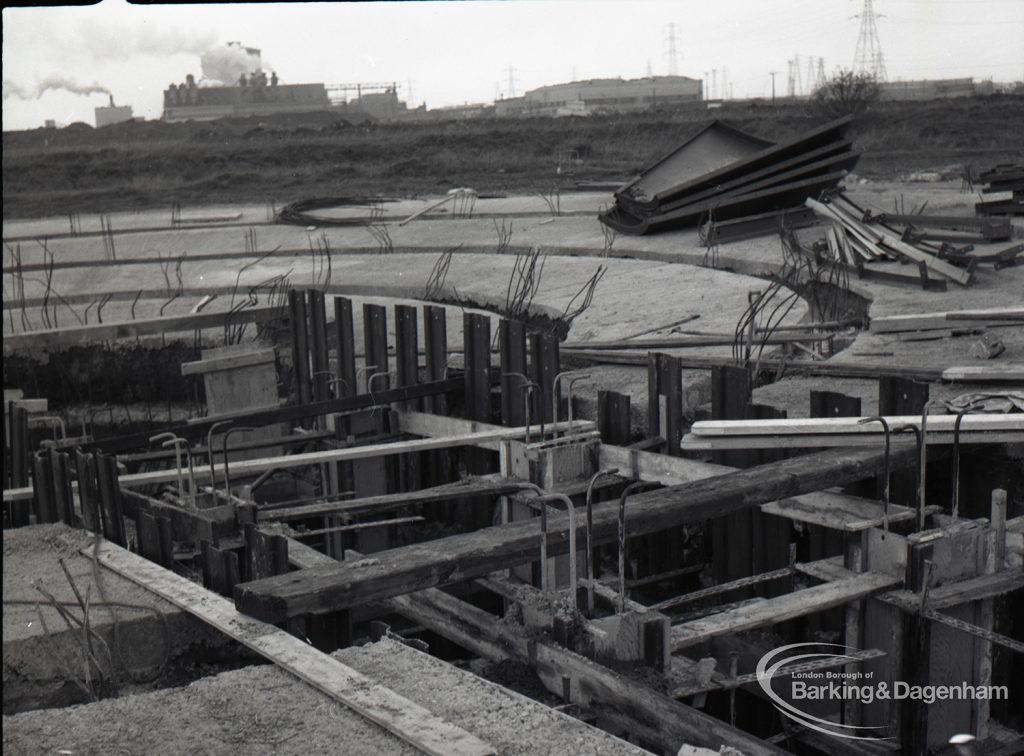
[52,450,75,526]
[902,542,933,756]
[463,313,491,423]
[31,451,57,524]
[334,297,357,398]
[711,365,753,586]
[75,449,100,533]
[975,489,1006,740]
[646,352,663,439]
[423,305,450,492]
[748,404,791,593]
[6,404,31,526]
[423,305,448,416]
[363,303,390,391]
[395,305,420,409]
[289,289,312,407]
[307,290,330,402]
[661,355,683,456]
[528,332,560,424]
[500,319,527,426]
[598,390,631,446]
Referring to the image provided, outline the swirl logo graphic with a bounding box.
[756,643,892,741]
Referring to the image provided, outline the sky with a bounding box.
[3,0,1023,131]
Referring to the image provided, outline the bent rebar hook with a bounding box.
[858,417,892,536]
[585,467,619,615]
[618,480,654,613]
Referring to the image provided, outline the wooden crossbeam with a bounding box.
[3,307,280,352]
[284,540,784,756]
[683,430,1023,450]
[86,540,496,756]
[670,572,901,652]
[870,307,1024,333]
[3,419,587,502]
[260,475,527,521]
[234,444,919,622]
[687,414,1024,437]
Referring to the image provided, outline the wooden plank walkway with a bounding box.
[86,540,496,756]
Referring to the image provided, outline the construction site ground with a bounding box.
[3,177,1022,751]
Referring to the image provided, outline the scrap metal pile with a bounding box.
[975,162,1024,216]
[599,115,861,235]
[793,191,1022,290]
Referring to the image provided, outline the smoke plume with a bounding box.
[2,76,110,100]
[78,20,218,61]
[200,44,269,87]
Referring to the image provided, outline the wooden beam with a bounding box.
[234,444,920,622]
[869,307,1024,333]
[259,476,528,521]
[181,348,276,376]
[564,350,946,381]
[942,366,1024,383]
[396,410,596,450]
[1,420,583,502]
[86,540,496,756]
[683,430,1022,450]
[688,414,1023,437]
[3,307,280,352]
[671,572,901,651]
[562,333,831,351]
[286,542,784,756]
[876,571,1024,612]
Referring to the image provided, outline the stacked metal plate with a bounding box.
[600,115,861,235]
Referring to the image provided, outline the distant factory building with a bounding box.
[494,75,703,117]
[163,72,332,122]
[877,78,978,101]
[95,96,134,128]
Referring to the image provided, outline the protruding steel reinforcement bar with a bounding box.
[585,467,619,615]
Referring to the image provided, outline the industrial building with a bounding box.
[495,75,703,117]
[94,96,134,128]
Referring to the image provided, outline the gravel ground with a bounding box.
[337,637,648,756]
[2,663,419,756]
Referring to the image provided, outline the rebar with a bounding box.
[585,468,619,615]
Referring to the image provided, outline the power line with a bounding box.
[665,22,680,76]
[852,0,888,81]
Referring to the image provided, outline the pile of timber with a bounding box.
[682,412,1024,451]
[975,163,1024,217]
[803,193,987,288]
[599,115,860,236]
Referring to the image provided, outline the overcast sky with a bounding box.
[3,0,1023,131]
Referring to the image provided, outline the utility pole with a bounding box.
[852,0,887,81]
[506,65,518,98]
[769,71,777,104]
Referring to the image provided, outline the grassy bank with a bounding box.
[4,96,1022,219]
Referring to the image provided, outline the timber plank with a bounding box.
[670,572,901,651]
[260,476,528,521]
[234,444,920,622]
[86,540,496,756]
[682,430,1023,450]
[3,307,279,352]
[688,414,1024,436]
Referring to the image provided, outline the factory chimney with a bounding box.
[109,94,115,107]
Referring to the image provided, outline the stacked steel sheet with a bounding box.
[599,115,860,236]
[975,163,1024,216]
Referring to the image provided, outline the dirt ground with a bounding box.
[2,636,647,756]
[2,662,421,756]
